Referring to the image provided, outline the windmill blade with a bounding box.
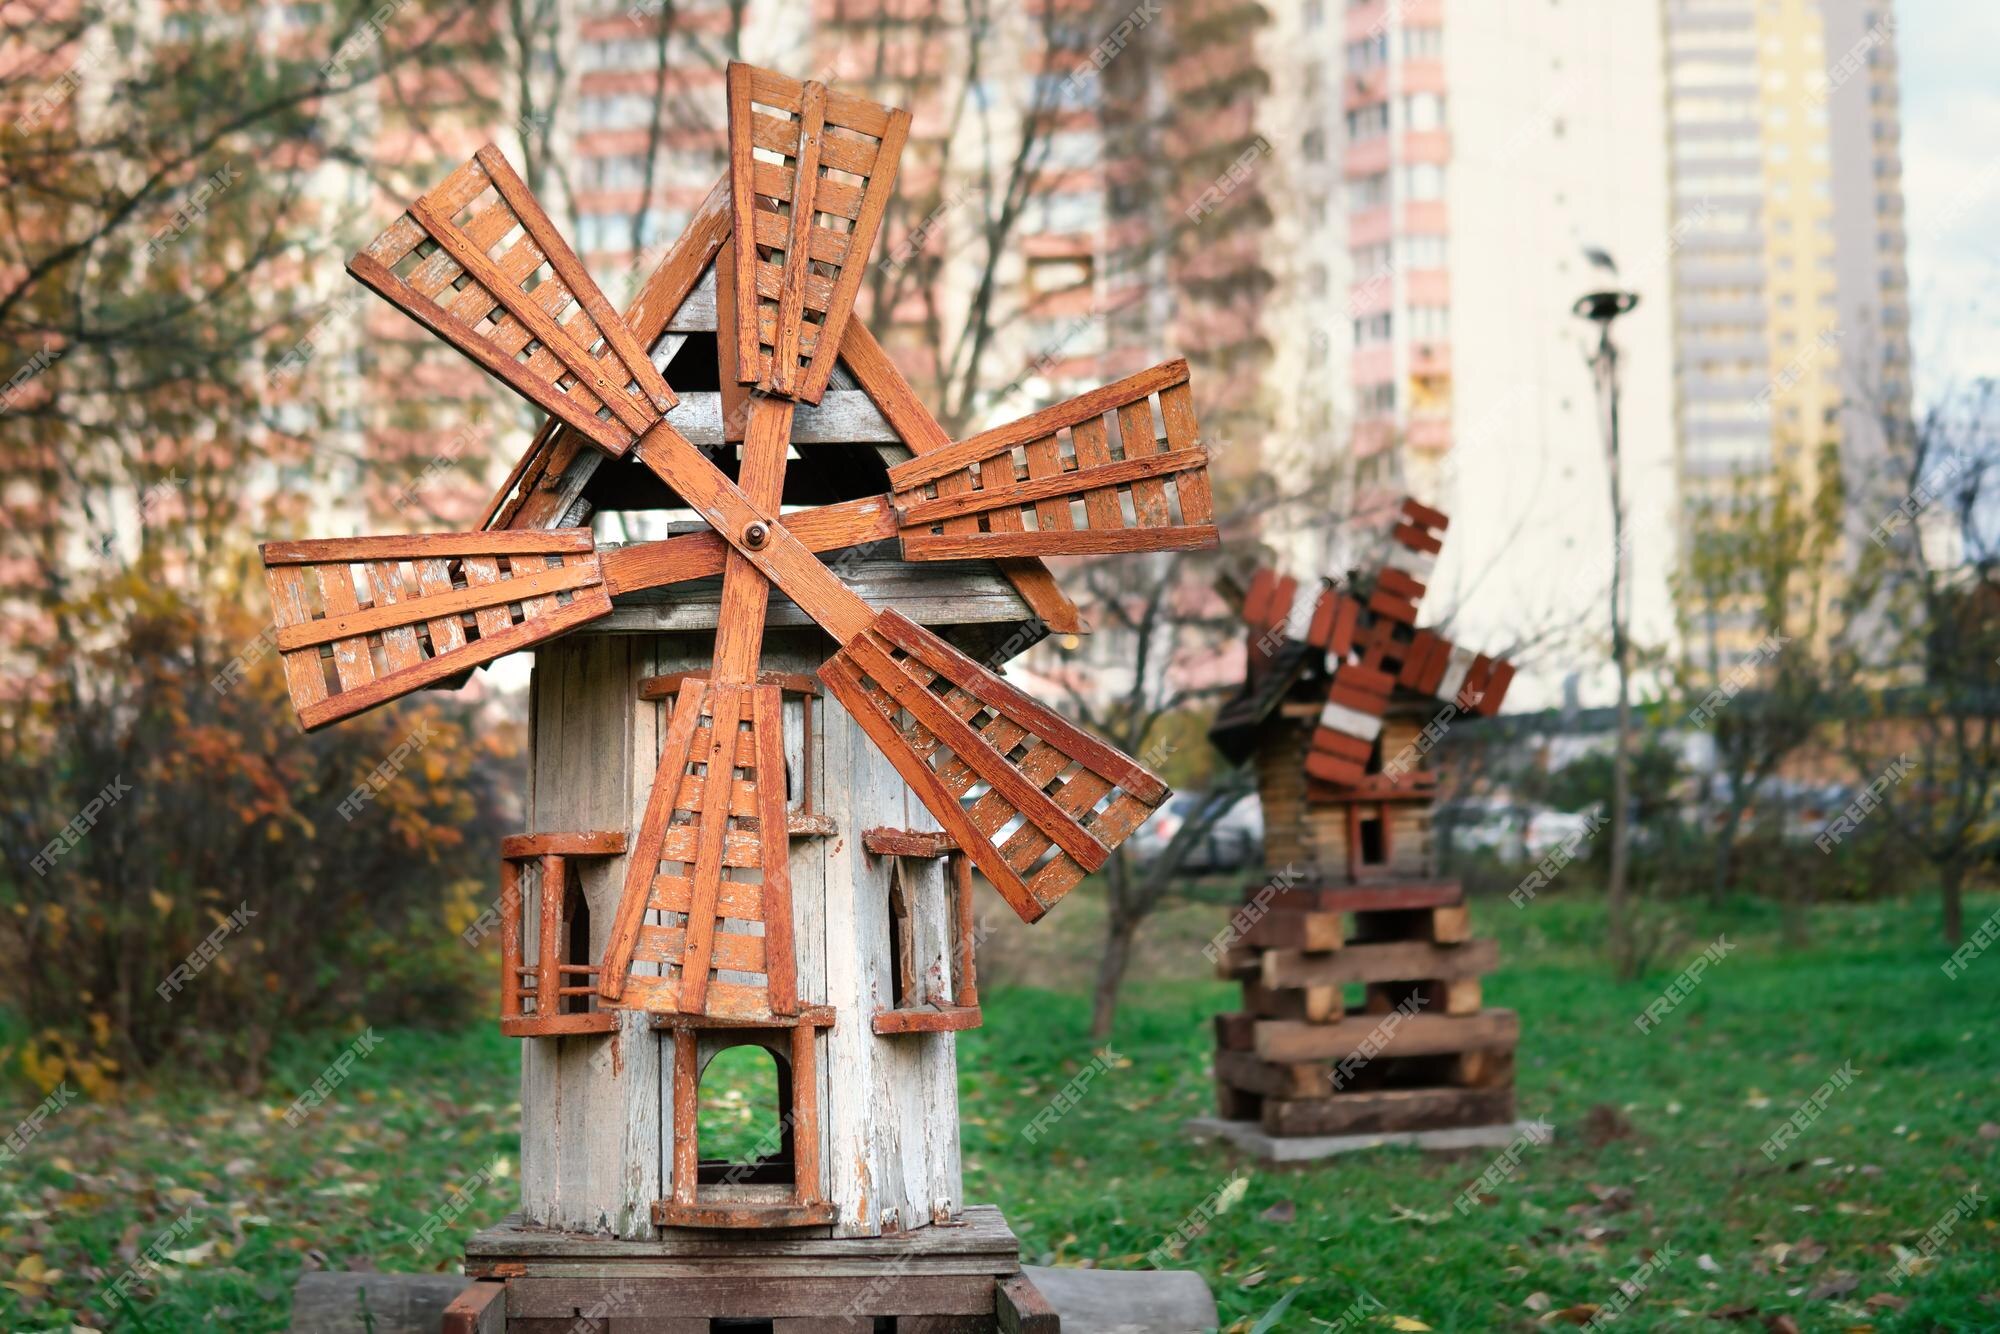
[886,360,1220,560]
[600,306,803,1018]
[260,530,612,731]
[627,419,1176,921]
[820,611,1168,924]
[599,680,798,1021]
[727,63,910,403]
[346,145,674,459]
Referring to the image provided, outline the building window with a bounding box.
[1401,26,1443,60]
[1348,172,1390,211]
[1409,305,1450,340]
[1402,93,1446,132]
[1401,162,1446,200]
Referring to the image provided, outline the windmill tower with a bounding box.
[262,66,1220,1325]
[1189,500,1532,1161]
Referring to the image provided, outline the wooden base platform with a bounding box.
[1208,879,1522,1148]
[1183,1115,1549,1164]
[439,1205,1215,1333]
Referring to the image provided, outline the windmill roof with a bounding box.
[477,174,1078,653]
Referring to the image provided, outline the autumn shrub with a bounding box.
[0,571,519,1093]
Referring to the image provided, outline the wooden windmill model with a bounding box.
[262,63,1219,1296]
[1191,499,1528,1160]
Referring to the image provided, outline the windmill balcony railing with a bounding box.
[498,831,627,1038]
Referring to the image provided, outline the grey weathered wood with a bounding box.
[465,1204,1019,1264]
[287,1272,472,1334]
[521,634,661,1239]
[667,389,899,444]
[1021,1266,1219,1334]
[519,629,969,1238]
[601,558,1032,632]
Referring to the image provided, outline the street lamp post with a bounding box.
[1575,280,1639,976]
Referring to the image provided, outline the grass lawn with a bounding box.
[0,892,1995,1331]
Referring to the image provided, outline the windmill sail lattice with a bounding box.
[265,65,1228,1021]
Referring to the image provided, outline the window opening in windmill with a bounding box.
[561,877,593,1015]
[887,860,917,1009]
[1358,803,1388,868]
[696,1042,795,1188]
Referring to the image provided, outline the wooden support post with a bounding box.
[672,1030,700,1207]
[790,1021,823,1207]
[499,857,522,1021]
[536,854,564,1016]
[952,852,979,1010]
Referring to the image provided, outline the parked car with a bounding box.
[1131,791,1264,874]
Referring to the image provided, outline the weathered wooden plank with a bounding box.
[1259,1086,1516,1137]
[1253,1010,1520,1064]
[1260,938,1498,989]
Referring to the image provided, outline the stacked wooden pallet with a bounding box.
[1211,882,1517,1139]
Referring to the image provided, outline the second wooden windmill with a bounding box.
[262,63,1218,1305]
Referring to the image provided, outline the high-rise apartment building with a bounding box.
[1662,0,1910,665]
[1258,0,1678,708]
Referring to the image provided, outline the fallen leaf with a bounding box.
[1762,1317,1801,1334]
[1388,1319,1431,1332]
[1697,1253,1724,1274]
[1862,1294,1906,1313]
[1523,1292,1551,1313]
[1541,1305,1600,1326]
[1582,1104,1635,1146]
[1260,1200,1295,1224]
[163,1240,217,1266]
[1979,1122,1999,1140]
[1240,1269,1267,1289]
[1808,1274,1859,1302]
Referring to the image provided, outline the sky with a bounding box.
[1897,1,2000,406]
